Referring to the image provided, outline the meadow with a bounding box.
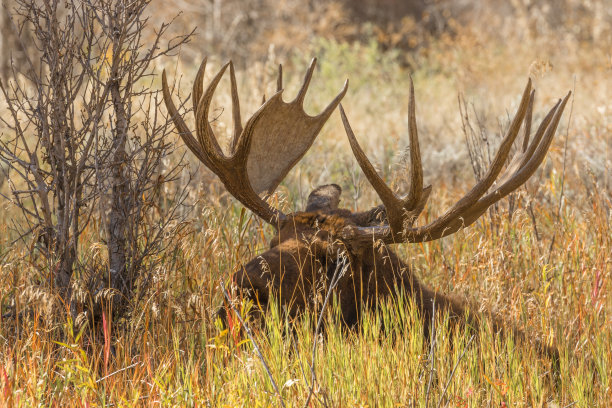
[0,1,610,406]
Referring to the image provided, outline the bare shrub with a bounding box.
[0,0,191,322]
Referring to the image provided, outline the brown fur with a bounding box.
[232,186,558,360]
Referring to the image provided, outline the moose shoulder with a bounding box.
[162,58,570,357]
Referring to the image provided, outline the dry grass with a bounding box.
[1,1,611,406]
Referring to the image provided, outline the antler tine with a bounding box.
[229,61,243,154]
[192,58,207,114]
[502,93,570,190]
[294,57,317,106]
[317,79,349,120]
[195,62,230,164]
[161,70,209,166]
[519,97,559,168]
[277,64,283,92]
[192,58,220,155]
[405,76,427,210]
[521,89,535,153]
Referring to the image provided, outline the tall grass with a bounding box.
[1,3,611,406]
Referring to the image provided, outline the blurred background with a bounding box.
[2,0,610,207]
[151,0,611,65]
[148,0,611,208]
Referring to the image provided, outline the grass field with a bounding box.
[0,1,610,406]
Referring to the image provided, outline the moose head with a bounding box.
[162,58,569,349]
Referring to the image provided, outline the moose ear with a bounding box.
[305,184,342,212]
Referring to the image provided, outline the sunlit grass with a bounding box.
[1,178,609,406]
[1,6,611,406]
[1,275,609,406]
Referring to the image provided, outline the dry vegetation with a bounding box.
[0,0,610,406]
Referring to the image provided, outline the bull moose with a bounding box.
[162,58,569,357]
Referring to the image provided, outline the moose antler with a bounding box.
[339,79,571,244]
[162,58,348,226]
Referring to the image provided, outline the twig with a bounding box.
[96,362,140,383]
[436,334,475,408]
[425,300,436,408]
[219,280,286,408]
[527,201,541,242]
